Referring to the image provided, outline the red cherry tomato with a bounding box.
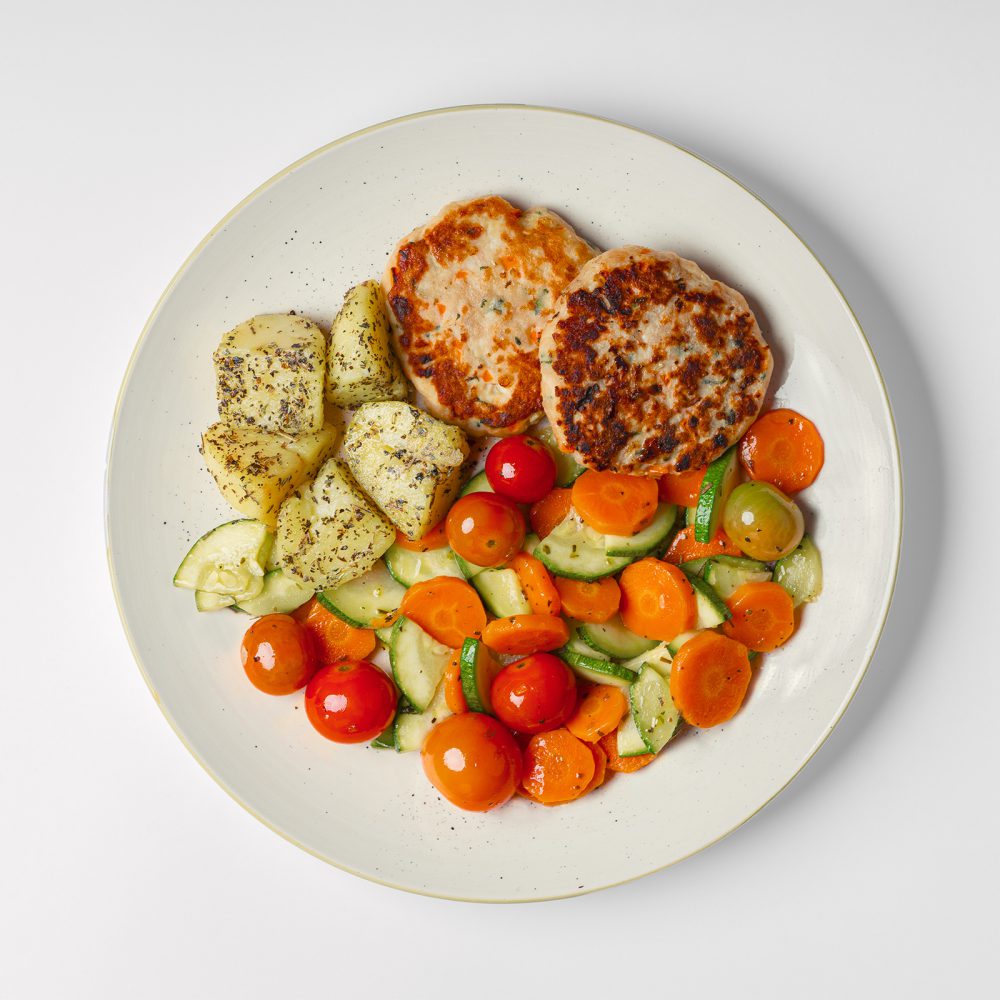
[421,713,522,811]
[490,652,578,734]
[305,660,397,744]
[485,435,557,503]
[445,492,526,567]
[240,614,316,695]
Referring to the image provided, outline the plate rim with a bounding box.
[105,103,903,902]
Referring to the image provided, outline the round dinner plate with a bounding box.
[106,105,901,901]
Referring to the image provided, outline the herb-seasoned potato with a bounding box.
[343,402,469,541]
[214,314,326,434]
[273,457,395,589]
[201,421,337,528]
[326,281,408,407]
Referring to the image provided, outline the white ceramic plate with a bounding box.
[106,106,900,901]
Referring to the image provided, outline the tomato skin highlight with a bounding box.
[490,653,578,734]
[485,435,557,503]
[421,713,522,811]
[305,660,397,744]
[445,492,526,567]
[241,614,317,695]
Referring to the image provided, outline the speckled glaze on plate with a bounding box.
[106,106,901,902]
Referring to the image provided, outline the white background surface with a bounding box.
[3,0,997,996]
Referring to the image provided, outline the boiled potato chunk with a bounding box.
[273,458,395,589]
[201,421,337,527]
[326,280,408,407]
[214,314,326,434]
[343,402,469,541]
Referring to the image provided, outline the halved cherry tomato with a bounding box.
[421,713,522,811]
[485,435,557,503]
[445,492,525,567]
[304,660,397,744]
[490,653,577,734]
[240,614,316,695]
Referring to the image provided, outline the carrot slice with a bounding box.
[658,466,707,507]
[482,614,569,656]
[618,558,697,641]
[529,488,572,539]
[521,728,596,804]
[292,598,376,664]
[566,684,628,742]
[669,631,752,727]
[510,552,561,616]
[571,471,658,535]
[585,742,608,792]
[740,409,825,494]
[443,648,468,714]
[395,576,486,648]
[599,729,655,773]
[664,524,742,564]
[393,520,448,551]
[554,576,621,623]
[722,581,796,651]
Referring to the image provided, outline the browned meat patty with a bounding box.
[383,196,595,437]
[540,247,772,474]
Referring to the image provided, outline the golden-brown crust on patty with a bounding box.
[383,196,594,437]
[540,247,772,474]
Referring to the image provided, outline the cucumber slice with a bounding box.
[459,470,493,497]
[195,590,236,612]
[375,625,394,645]
[578,614,657,659]
[317,561,406,627]
[604,503,677,557]
[559,650,638,689]
[666,631,701,656]
[533,511,632,581]
[454,553,490,579]
[564,621,610,660]
[459,637,496,714]
[680,558,709,577]
[388,616,452,712]
[371,713,397,749]
[173,519,272,595]
[692,447,740,543]
[472,567,531,617]
[629,664,682,754]
[235,568,315,616]
[690,575,731,629]
[384,544,464,586]
[621,641,673,677]
[774,534,823,606]
[703,555,772,599]
[394,682,451,753]
[537,426,585,487]
[616,711,650,757]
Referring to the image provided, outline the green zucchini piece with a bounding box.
[459,637,497,714]
[389,616,452,712]
[773,534,823,606]
[316,561,405,627]
[692,447,740,543]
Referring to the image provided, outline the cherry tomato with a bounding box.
[445,492,526,567]
[485,435,557,503]
[240,614,316,695]
[305,660,397,744]
[490,652,577,734]
[421,713,522,811]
